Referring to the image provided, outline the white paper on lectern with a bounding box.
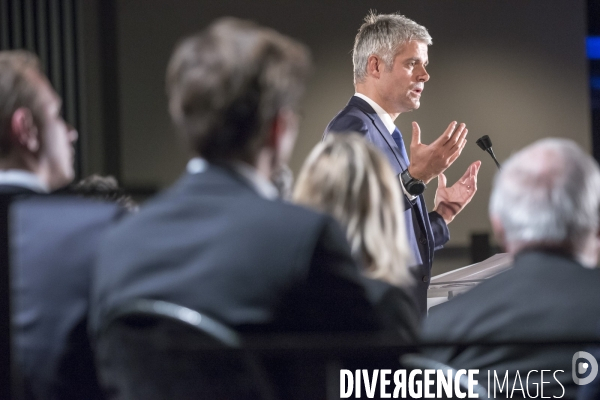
[426,253,513,310]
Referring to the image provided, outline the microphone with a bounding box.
[476,135,501,170]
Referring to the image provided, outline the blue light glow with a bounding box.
[588,37,600,59]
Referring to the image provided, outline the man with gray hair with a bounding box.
[423,138,600,398]
[324,12,481,314]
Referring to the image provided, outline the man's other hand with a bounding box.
[408,121,468,183]
[433,160,481,225]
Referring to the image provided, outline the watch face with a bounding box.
[401,170,425,195]
[408,181,426,195]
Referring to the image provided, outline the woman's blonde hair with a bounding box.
[293,133,412,287]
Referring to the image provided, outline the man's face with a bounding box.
[377,40,430,114]
[34,76,77,190]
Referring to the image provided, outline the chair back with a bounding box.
[97,299,276,400]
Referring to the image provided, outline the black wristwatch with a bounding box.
[400,169,426,196]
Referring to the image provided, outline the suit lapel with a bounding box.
[348,97,409,171]
[349,97,428,240]
[346,97,434,268]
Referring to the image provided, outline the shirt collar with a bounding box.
[0,169,49,193]
[354,93,397,134]
[186,157,278,200]
[186,157,208,174]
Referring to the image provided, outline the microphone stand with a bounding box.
[476,135,501,170]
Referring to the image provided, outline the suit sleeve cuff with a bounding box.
[400,178,418,201]
[429,211,450,250]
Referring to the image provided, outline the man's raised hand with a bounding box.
[433,160,481,224]
[407,121,468,183]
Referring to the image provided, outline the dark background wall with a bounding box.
[79,0,590,247]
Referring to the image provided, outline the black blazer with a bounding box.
[91,164,383,335]
[423,251,600,399]
[325,96,449,315]
[8,193,122,400]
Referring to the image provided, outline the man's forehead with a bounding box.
[395,40,429,59]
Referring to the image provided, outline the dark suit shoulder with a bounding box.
[94,167,340,279]
[12,194,122,223]
[91,168,380,334]
[122,170,330,247]
[424,251,600,342]
[0,184,38,196]
[325,103,370,137]
[11,195,121,400]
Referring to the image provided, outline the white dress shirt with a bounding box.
[354,93,397,135]
[0,169,49,193]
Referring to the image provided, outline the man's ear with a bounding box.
[366,54,383,79]
[490,215,507,252]
[10,108,40,152]
[266,114,282,150]
[267,109,296,147]
[266,109,298,164]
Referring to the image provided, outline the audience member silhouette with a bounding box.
[293,133,419,341]
[423,138,600,399]
[0,50,122,399]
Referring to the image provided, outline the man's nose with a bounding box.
[67,123,78,142]
[418,66,430,82]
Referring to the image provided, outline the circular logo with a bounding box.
[572,351,599,385]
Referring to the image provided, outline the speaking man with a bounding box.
[325,12,481,313]
[424,138,600,399]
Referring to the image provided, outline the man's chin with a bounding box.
[398,100,420,113]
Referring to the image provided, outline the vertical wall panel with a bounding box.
[0,1,9,49]
[11,0,23,48]
[99,0,121,180]
[74,0,89,175]
[23,0,34,51]
[35,0,47,69]
[61,0,80,174]
[62,0,75,122]
[48,0,61,95]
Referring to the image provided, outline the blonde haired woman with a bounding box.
[293,133,419,341]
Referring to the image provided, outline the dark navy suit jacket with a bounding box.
[91,164,424,398]
[325,96,450,313]
[9,193,122,400]
[91,164,384,335]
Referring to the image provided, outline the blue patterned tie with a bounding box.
[391,127,410,165]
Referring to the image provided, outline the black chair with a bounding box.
[96,299,277,400]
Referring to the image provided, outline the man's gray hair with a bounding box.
[352,11,432,85]
[489,138,600,251]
